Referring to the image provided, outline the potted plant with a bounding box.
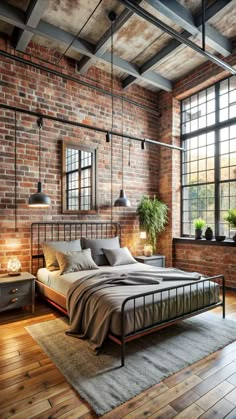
[137,195,168,255]
[193,218,206,239]
[224,209,236,241]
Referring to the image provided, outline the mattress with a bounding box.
[37,264,220,338]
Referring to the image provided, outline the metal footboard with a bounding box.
[109,275,225,366]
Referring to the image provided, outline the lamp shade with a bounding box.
[28,182,51,208]
[140,231,147,239]
[114,189,131,207]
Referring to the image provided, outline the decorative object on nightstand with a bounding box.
[0,272,35,313]
[135,255,165,268]
[7,256,21,276]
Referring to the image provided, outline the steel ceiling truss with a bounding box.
[119,0,236,88]
[122,0,234,89]
[0,0,172,91]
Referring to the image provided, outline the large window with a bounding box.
[62,141,97,213]
[181,76,236,238]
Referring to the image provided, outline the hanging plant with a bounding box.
[137,195,168,251]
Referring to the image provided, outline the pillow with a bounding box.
[56,248,98,275]
[103,247,137,266]
[42,239,82,271]
[83,237,120,266]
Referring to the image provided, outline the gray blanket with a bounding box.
[66,269,201,350]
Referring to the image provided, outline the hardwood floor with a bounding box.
[0,293,236,419]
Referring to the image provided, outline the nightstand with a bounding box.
[0,272,35,314]
[135,255,165,267]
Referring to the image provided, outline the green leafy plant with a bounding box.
[193,218,206,229]
[137,195,168,250]
[224,208,236,228]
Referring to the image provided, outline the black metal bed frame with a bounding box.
[31,222,225,367]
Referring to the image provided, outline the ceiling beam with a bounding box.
[0,0,172,91]
[14,0,48,51]
[145,0,232,56]
[78,2,142,75]
[121,0,234,88]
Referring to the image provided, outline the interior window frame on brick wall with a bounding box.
[62,141,98,214]
[181,75,236,239]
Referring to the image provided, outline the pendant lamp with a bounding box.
[28,117,51,208]
[114,97,131,207]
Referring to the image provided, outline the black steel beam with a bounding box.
[0,102,183,150]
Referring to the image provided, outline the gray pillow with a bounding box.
[83,237,120,265]
[42,239,82,271]
[56,248,98,275]
[103,247,137,266]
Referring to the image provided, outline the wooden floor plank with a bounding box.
[148,404,177,418]
[0,382,70,419]
[193,361,236,396]
[169,389,200,413]
[199,398,235,419]
[195,380,234,411]
[173,402,204,419]
[9,400,51,419]
[121,375,202,418]
[225,387,236,406]
[225,407,236,418]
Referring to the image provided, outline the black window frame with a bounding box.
[181,75,236,239]
[62,141,98,214]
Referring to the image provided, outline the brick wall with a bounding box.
[0,40,161,272]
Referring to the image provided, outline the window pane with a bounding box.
[181,77,235,238]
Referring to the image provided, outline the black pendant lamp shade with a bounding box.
[28,181,51,207]
[114,189,131,207]
[28,117,51,208]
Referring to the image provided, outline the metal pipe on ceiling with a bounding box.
[0,49,161,118]
[118,0,236,76]
[0,103,183,151]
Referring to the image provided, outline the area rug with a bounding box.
[26,313,236,416]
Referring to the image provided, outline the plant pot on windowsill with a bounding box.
[195,229,203,239]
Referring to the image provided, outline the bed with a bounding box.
[31,222,225,366]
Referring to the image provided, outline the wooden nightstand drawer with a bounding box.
[0,281,32,297]
[0,272,35,314]
[0,294,32,312]
[135,255,165,268]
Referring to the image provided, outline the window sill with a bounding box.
[173,237,236,246]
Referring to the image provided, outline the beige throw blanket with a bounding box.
[66,269,201,350]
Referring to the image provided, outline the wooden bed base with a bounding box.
[32,222,225,367]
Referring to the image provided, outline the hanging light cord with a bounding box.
[14,110,17,232]
[121,98,124,189]
[56,0,103,64]
[37,117,43,185]
[110,17,115,222]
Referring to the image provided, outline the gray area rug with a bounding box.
[26,313,236,416]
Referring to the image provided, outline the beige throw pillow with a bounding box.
[42,240,82,271]
[56,248,98,275]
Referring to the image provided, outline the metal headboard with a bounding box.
[31,221,121,275]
